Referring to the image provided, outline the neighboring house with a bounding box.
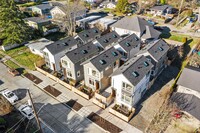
[61,42,99,84]
[176,66,200,99]
[24,17,59,35]
[136,39,169,77]
[74,27,101,44]
[43,37,78,72]
[83,47,122,91]
[50,6,86,20]
[31,4,53,16]
[114,34,141,61]
[171,92,200,121]
[25,38,54,57]
[149,5,172,16]
[106,2,117,9]
[84,0,102,4]
[111,16,161,42]
[24,17,51,30]
[111,55,153,110]
[93,31,120,50]
[88,18,117,31]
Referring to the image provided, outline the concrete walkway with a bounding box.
[30,71,143,133]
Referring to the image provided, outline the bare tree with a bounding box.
[61,0,85,36]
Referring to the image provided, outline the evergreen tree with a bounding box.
[116,0,128,13]
[0,0,32,46]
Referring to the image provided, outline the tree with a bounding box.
[0,95,13,116]
[0,0,32,46]
[160,0,166,5]
[116,0,128,13]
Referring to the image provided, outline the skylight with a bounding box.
[158,46,164,51]
[83,34,89,37]
[104,39,108,43]
[144,61,149,67]
[113,34,117,38]
[81,50,88,54]
[134,37,139,41]
[94,29,98,33]
[99,59,106,65]
[112,51,118,56]
[125,42,130,47]
[132,71,139,77]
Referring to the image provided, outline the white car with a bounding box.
[18,105,34,120]
[1,90,18,104]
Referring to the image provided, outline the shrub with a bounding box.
[182,37,187,43]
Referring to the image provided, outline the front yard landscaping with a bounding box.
[5,60,20,69]
[24,73,42,84]
[65,99,83,111]
[43,85,62,97]
[2,46,42,70]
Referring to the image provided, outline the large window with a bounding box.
[67,71,72,77]
[122,82,132,92]
[88,67,99,77]
[121,93,131,104]
[89,78,95,86]
[44,52,48,57]
[62,60,71,68]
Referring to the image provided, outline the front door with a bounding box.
[95,81,99,90]
[52,63,56,71]
[63,68,67,78]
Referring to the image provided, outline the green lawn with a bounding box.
[17,2,38,7]
[5,60,20,69]
[0,54,4,59]
[2,46,42,70]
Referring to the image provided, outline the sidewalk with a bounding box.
[30,71,143,133]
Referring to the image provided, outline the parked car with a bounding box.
[8,68,20,76]
[18,105,34,120]
[1,89,18,104]
[0,117,6,130]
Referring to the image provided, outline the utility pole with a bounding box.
[176,0,184,27]
[27,89,43,133]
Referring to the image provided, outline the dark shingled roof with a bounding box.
[24,17,50,24]
[141,26,161,40]
[177,66,200,93]
[34,4,53,10]
[138,39,169,61]
[89,47,122,72]
[77,27,101,42]
[45,37,78,55]
[171,92,200,121]
[111,16,151,33]
[65,42,99,64]
[118,34,141,52]
[112,55,153,86]
[96,31,120,48]
[150,5,172,11]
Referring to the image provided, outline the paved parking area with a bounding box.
[0,62,105,133]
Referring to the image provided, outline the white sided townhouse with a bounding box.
[83,47,122,91]
[111,55,153,110]
[136,39,170,77]
[43,37,78,72]
[60,42,100,84]
[114,33,141,61]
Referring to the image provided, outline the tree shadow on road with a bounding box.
[33,102,97,133]
[13,88,28,100]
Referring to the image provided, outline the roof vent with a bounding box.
[99,59,106,65]
[125,42,130,47]
[81,50,88,54]
[104,39,108,43]
[144,61,149,67]
[132,71,139,77]
[112,51,118,56]
[113,34,117,38]
[158,46,163,51]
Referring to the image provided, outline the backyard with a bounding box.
[1,46,42,70]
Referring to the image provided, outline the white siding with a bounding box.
[112,27,140,37]
[177,85,200,99]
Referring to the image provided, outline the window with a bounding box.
[121,93,131,104]
[113,61,117,68]
[89,78,94,86]
[122,82,132,92]
[62,60,71,68]
[67,71,72,77]
[77,71,80,77]
[44,52,48,56]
